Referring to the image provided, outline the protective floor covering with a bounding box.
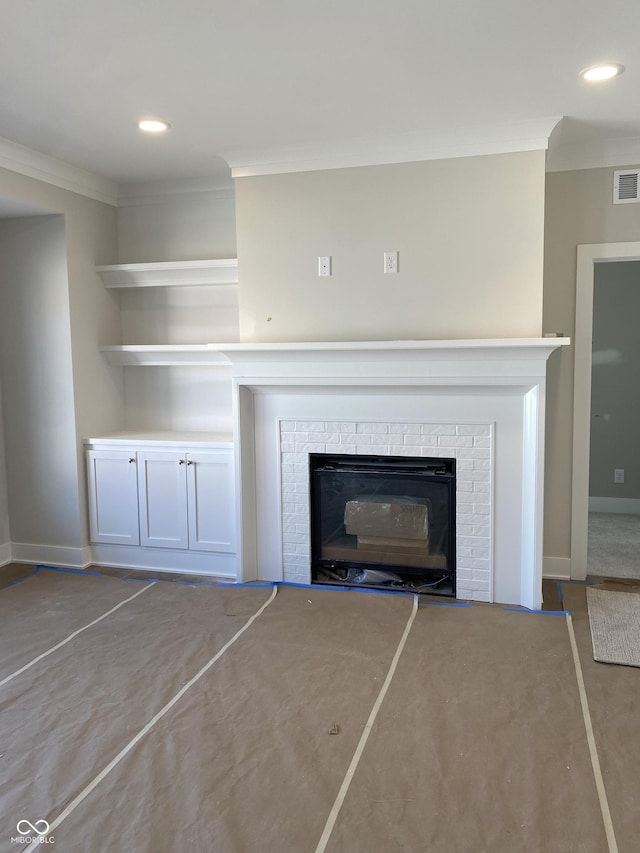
[587,586,640,667]
[0,569,636,852]
[561,582,640,853]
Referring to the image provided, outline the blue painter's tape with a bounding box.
[174,580,218,586]
[36,564,102,577]
[3,564,107,590]
[121,576,159,583]
[421,600,472,607]
[2,565,41,588]
[555,580,564,606]
[560,579,597,586]
[216,581,276,588]
[503,606,570,616]
[3,577,30,589]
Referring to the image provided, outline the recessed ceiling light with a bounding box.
[579,63,625,82]
[138,119,170,133]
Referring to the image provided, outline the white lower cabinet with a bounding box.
[86,450,140,545]
[86,443,236,562]
[136,450,235,552]
[185,452,235,553]
[137,451,190,549]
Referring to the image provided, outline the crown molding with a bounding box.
[546,135,640,173]
[225,117,563,178]
[117,177,235,207]
[0,135,118,206]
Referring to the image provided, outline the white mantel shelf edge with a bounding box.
[100,338,569,369]
[215,337,569,353]
[215,338,570,382]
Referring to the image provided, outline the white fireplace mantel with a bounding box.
[216,338,568,381]
[221,338,569,610]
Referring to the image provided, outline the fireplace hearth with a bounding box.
[310,453,456,596]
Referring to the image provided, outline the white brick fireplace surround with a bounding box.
[278,419,491,599]
[218,339,569,610]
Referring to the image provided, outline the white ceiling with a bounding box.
[1,0,639,191]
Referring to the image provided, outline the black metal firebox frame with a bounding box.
[309,453,456,596]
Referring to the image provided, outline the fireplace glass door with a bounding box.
[310,453,455,596]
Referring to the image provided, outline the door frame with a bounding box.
[571,240,640,578]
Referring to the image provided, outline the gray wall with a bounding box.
[543,166,640,559]
[589,261,640,499]
[114,187,238,435]
[0,215,83,547]
[117,188,236,263]
[0,383,9,549]
[0,166,118,561]
[235,151,546,342]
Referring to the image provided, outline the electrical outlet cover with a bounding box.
[384,251,398,274]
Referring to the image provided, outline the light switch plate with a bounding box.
[318,256,331,276]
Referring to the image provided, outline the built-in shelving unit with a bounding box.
[96,256,238,431]
[97,258,240,367]
[88,259,240,576]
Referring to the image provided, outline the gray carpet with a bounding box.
[587,587,640,667]
[587,512,640,578]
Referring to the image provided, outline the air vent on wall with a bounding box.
[613,169,640,204]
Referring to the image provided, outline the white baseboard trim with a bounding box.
[589,497,640,514]
[0,541,12,566]
[89,544,237,578]
[9,543,92,568]
[543,556,571,580]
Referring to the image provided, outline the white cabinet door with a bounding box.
[186,452,235,553]
[137,451,189,549]
[87,450,140,545]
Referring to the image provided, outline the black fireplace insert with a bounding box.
[310,453,456,596]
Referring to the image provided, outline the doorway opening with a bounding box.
[587,261,640,578]
[572,241,640,580]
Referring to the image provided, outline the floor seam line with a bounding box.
[565,612,619,853]
[315,593,419,853]
[23,584,278,853]
[0,581,157,690]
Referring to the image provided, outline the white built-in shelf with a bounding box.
[99,345,233,367]
[96,259,238,288]
[84,430,234,449]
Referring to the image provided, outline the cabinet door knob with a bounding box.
[187,460,194,465]
[129,458,135,464]
[179,459,186,465]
